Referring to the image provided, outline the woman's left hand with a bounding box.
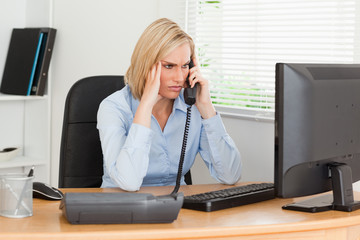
[187,57,216,119]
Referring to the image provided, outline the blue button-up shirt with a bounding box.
[97,85,242,191]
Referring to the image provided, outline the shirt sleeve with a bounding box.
[199,113,242,185]
[97,99,152,191]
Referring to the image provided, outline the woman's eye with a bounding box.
[165,65,173,69]
[182,64,189,69]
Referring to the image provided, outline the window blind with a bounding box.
[183,0,360,120]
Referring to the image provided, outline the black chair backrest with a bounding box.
[59,76,125,188]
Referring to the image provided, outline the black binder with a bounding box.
[0,28,56,96]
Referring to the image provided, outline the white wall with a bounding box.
[192,117,274,184]
[0,0,26,75]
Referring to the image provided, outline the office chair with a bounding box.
[59,75,192,188]
[59,76,125,188]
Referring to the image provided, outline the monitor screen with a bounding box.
[275,63,360,212]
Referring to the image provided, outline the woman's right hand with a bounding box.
[141,61,162,107]
[133,62,162,128]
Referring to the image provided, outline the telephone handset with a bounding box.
[183,60,197,105]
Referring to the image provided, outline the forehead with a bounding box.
[162,43,191,63]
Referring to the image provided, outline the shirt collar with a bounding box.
[174,90,189,113]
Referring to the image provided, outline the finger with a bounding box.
[190,71,198,88]
[151,64,156,80]
[147,65,153,81]
[192,78,199,88]
[148,62,159,83]
[155,61,161,80]
[192,56,199,68]
[189,67,200,87]
[146,69,152,83]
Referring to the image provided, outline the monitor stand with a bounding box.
[283,162,360,213]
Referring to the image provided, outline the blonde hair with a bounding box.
[125,18,195,100]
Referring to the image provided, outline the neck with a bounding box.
[153,98,174,113]
[152,98,174,131]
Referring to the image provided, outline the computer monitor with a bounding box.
[275,63,360,212]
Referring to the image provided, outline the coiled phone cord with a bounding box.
[171,106,192,195]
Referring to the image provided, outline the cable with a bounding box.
[171,106,192,195]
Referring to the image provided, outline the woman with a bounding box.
[97,18,241,191]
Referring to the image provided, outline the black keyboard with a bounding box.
[182,183,275,212]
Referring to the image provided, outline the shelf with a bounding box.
[0,156,47,169]
[0,93,48,101]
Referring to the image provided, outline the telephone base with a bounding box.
[60,192,184,224]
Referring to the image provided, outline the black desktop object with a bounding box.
[275,63,360,212]
[60,192,184,224]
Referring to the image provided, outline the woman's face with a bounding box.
[159,43,191,99]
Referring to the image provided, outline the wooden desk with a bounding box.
[0,184,360,240]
